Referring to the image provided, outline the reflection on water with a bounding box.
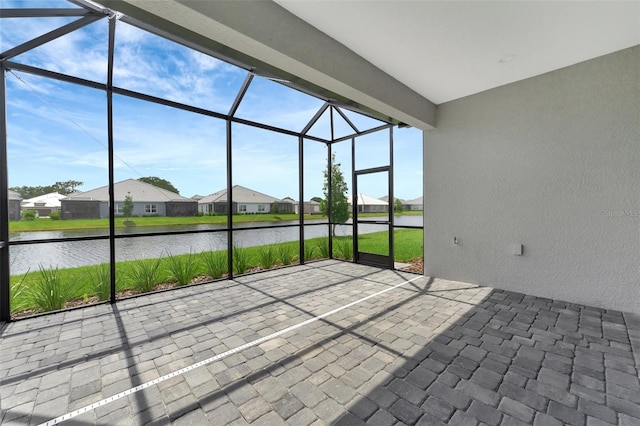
[9,216,422,275]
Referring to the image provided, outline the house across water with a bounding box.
[61,179,198,219]
[197,185,294,215]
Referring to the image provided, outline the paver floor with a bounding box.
[1,260,639,425]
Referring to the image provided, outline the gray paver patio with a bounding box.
[1,260,639,425]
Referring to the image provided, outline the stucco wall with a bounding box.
[424,46,639,314]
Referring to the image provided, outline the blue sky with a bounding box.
[3,2,423,201]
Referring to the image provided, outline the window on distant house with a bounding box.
[239,204,246,212]
[145,204,157,213]
[115,203,122,214]
[258,204,265,212]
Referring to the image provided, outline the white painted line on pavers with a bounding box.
[39,275,422,425]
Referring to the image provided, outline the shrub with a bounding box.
[127,257,163,293]
[233,245,250,275]
[197,211,204,217]
[258,245,277,270]
[28,265,80,312]
[202,250,227,279]
[166,250,199,286]
[22,210,36,221]
[49,211,61,220]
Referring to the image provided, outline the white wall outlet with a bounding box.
[512,243,523,256]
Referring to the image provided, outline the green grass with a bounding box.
[393,228,424,262]
[8,229,422,316]
[9,211,423,233]
[9,213,303,233]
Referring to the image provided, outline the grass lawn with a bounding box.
[9,229,423,316]
[9,213,304,233]
[9,211,423,233]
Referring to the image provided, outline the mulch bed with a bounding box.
[403,257,424,273]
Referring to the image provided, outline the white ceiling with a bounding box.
[275,1,640,105]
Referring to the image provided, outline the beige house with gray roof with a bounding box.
[350,193,389,213]
[404,196,423,211]
[61,179,197,219]
[198,185,294,215]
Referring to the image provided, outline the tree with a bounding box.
[138,177,179,194]
[394,198,404,213]
[52,180,83,195]
[122,193,134,222]
[9,180,83,198]
[310,196,322,203]
[320,153,350,236]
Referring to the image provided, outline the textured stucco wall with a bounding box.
[424,46,640,314]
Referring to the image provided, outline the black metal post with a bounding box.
[107,16,116,303]
[0,64,10,321]
[226,120,233,278]
[327,143,333,259]
[351,136,356,263]
[298,136,305,264]
[389,127,395,269]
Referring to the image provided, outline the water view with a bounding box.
[9,216,422,275]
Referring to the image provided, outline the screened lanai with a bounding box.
[0,0,423,321]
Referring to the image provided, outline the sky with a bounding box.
[2,0,423,202]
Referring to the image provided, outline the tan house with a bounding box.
[198,185,294,215]
[351,193,389,213]
[403,196,423,211]
[61,179,197,219]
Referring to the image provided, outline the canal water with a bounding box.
[8,216,422,275]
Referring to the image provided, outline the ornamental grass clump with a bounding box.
[202,250,227,279]
[91,264,111,301]
[233,245,250,275]
[334,236,353,260]
[166,250,200,286]
[304,243,318,261]
[10,271,29,314]
[258,245,277,270]
[258,245,278,269]
[127,257,163,293]
[315,239,329,259]
[29,265,80,312]
[277,243,294,265]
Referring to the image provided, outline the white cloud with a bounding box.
[4,12,419,198]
